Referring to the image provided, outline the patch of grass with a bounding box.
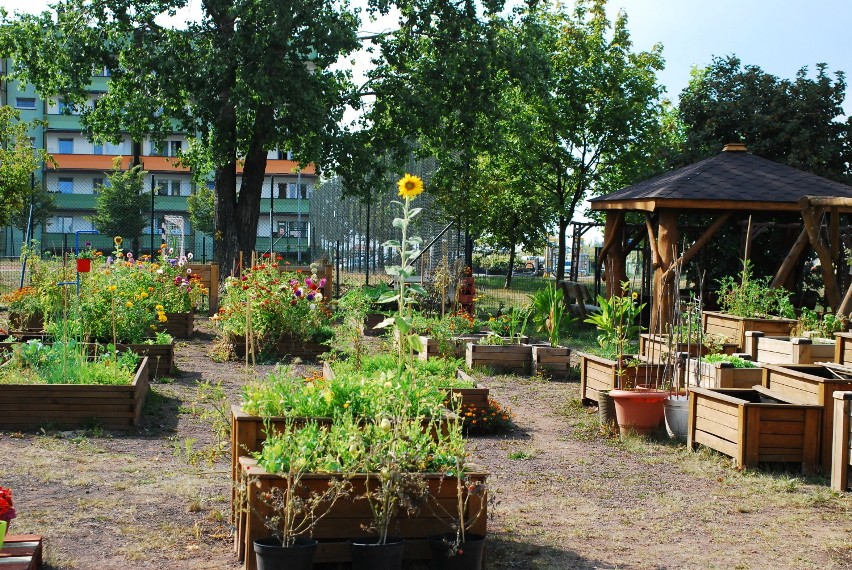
[507,447,538,460]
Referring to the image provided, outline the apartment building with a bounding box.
[1,60,315,259]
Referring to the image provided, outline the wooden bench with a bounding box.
[557,281,600,320]
[0,534,43,570]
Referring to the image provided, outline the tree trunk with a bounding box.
[505,243,517,288]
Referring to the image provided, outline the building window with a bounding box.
[57,100,75,114]
[58,178,74,194]
[158,179,182,196]
[169,140,182,157]
[56,216,73,233]
[15,97,36,110]
[93,144,103,155]
[105,141,124,154]
[277,150,294,160]
[58,138,74,154]
[92,178,104,195]
[277,221,307,238]
[286,183,309,199]
[149,141,163,156]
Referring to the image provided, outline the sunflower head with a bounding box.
[114,236,123,246]
[397,174,424,199]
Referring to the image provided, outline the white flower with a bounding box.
[156,269,164,275]
[314,292,323,301]
[309,303,316,311]
[379,418,392,431]
[186,252,193,261]
[177,260,185,267]
[186,268,192,275]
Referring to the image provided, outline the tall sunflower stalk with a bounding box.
[376,174,427,372]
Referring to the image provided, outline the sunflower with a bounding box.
[114,236,123,246]
[397,173,424,199]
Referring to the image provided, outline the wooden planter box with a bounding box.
[416,334,488,361]
[231,335,329,361]
[363,312,387,336]
[531,345,571,379]
[744,332,835,365]
[0,357,149,430]
[684,357,763,389]
[833,332,852,365]
[763,364,852,472]
[448,369,489,413]
[159,311,194,338]
[466,342,532,374]
[687,385,822,473]
[578,352,668,404]
[187,262,219,315]
[117,342,175,380]
[702,311,796,351]
[831,391,852,492]
[9,312,43,332]
[639,333,737,364]
[236,456,487,569]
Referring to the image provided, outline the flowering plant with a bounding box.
[585,281,646,359]
[76,241,96,259]
[0,487,16,523]
[215,261,333,345]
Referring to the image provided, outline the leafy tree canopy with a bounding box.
[678,55,852,183]
[89,157,149,246]
[0,106,47,226]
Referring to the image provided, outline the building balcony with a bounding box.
[48,154,189,173]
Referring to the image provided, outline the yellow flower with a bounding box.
[631,292,638,300]
[397,173,424,199]
[125,301,133,308]
[155,305,164,311]
[107,285,118,292]
[114,236,123,246]
[140,291,148,298]
[158,313,168,322]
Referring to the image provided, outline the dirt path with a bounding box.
[1,323,850,569]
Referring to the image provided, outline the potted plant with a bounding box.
[251,421,351,570]
[76,240,96,273]
[530,281,574,379]
[583,283,668,436]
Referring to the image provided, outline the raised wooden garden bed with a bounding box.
[762,364,852,472]
[159,311,194,338]
[830,391,852,492]
[687,385,822,473]
[117,342,174,380]
[187,262,219,315]
[236,456,487,569]
[743,332,835,365]
[0,357,149,430]
[466,342,531,374]
[834,332,852,365]
[578,352,667,404]
[702,311,796,351]
[639,333,737,364]
[449,369,490,412]
[531,345,571,379]
[416,333,488,360]
[363,312,387,336]
[231,334,329,361]
[684,357,763,389]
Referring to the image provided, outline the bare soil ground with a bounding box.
[1,319,851,569]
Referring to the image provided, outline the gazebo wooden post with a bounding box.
[601,211,627,296]
[651,209,679,334]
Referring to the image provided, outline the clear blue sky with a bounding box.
[5,0,851,109]
[607,0,852,108]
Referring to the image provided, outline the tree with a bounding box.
[1,0,361,276]
[187,186,215,237]
[10,181,55,240]
[90,157,149,252]
[0,105,46,227]
[504,0,665,282]
[678,55,852,183]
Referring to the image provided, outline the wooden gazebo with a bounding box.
[589,143,852,332]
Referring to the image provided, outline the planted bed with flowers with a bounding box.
[213,261,333,361]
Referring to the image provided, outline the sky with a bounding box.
[4,0,851,106]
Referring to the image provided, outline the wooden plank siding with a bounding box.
[702,311,796,351]
[744,332,835,365]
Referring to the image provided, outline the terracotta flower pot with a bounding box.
[609,389,668,437]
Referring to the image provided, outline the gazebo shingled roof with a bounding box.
[590,144,852,212]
